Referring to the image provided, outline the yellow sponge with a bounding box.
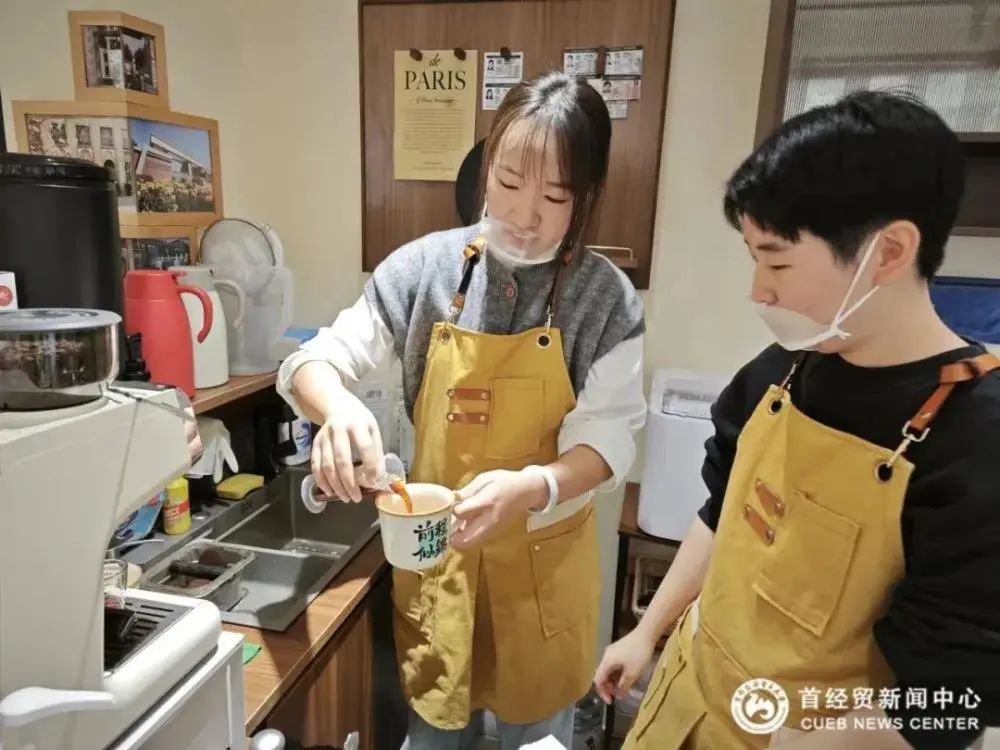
[216,473,265,500]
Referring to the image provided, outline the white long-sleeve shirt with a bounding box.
[277,226,647,505]
[277,292,646,492]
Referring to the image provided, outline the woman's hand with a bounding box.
[173,390,203,467]
[593,628,658,704]
[450,469,548,549]
[184,405,202,466]
[310,389,384,502]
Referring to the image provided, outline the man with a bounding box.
[595,90,1000,749]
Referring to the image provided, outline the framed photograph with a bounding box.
[17,108,133,196]
[13,100,223,226]
[120,225,200,272]
[68,11,169,109]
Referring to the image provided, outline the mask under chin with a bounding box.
[481,217,560,266]
[489,243,561,267]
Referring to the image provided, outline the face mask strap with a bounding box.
[831,232,881,324]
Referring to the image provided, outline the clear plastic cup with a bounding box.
[301,453,406,512]
[103,558,128,609]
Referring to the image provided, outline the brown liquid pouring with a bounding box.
[389,479,413,514]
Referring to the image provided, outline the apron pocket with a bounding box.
[754,489,861,637]
[485,378,544,460]
[529,508,597,638]
[632,629,706,744]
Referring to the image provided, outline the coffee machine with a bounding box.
[0,385,245,749]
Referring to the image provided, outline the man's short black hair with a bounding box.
[724,90,965,279]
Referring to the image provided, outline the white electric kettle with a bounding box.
[170,265,246,388]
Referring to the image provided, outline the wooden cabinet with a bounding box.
[267,602,375,749]
[360,0,677,289]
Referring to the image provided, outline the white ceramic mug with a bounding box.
[299,475,455,570]
[376,483,455,571]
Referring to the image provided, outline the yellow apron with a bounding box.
[392,238,601,730]
[625,352,1000,749]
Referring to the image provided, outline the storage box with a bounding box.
[0,272,18,310]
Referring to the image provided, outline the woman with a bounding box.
[278,71,646,749]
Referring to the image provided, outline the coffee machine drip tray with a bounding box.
[104,598,190,674]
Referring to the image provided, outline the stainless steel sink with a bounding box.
[221,550,341,632]
[220,468,378,558]
[181,468,379,632]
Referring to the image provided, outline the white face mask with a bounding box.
[755,232,882,351]
[480,215,561,267]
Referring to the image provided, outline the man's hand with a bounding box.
[594,628,658,704]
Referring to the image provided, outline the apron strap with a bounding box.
[778,353,809,392]
[909,352,1000,433]
[543,249,575,333]
[880,352,1000,479]
[447,235,573,331]
[447,237,486,324]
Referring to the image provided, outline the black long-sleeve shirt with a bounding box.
[697,343,1000,750]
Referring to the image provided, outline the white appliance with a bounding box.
[0,386,246,749]
[199,218,296,375]
[638,369,730,540]
[171,265,246,389]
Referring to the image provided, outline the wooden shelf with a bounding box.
[616,483,678,644]
[192,372,277,414]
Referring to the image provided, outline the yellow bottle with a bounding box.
[163,476,191,535]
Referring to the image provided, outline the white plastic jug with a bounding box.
[171,265,245,388]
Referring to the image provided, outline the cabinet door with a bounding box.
[268,603,374,749]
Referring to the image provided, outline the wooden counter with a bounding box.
[226,537,389,737]
[192,372,277,414]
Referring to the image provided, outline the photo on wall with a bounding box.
[69,11,169,108]
[15,100,222,226]
[124,236,192,270]
[80,24,159,95]
[22,113,134,201]
[130,118,216,215]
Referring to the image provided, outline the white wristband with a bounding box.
[523,465,559,515]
